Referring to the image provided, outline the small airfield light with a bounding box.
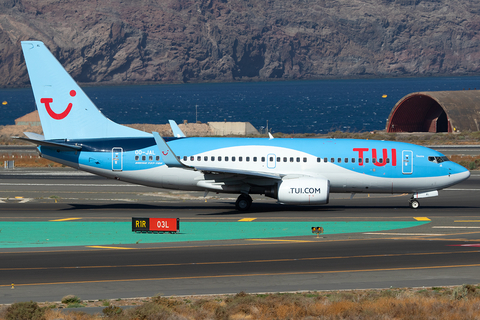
[312,226,324,238]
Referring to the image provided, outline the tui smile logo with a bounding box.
[40,90,76,120]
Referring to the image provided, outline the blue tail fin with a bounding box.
[21,41,150,140]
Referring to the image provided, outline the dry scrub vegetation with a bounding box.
[1,285,480,320]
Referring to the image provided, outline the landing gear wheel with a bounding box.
[409,199,420,209]
[235,194,252,211]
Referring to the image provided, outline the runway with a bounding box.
[1,168,479,304]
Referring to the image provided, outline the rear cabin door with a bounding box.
[112,147,123,171]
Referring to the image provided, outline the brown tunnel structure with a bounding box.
[386,90,480,133]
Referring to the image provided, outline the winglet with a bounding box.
[152,132,191,169]
[168,120,186,138]
[268,132,274,140]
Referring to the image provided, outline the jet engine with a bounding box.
[276,176,330,205]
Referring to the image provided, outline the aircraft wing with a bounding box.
[152,131,281,180]
[168,120,186,138]
[191,165,282,180]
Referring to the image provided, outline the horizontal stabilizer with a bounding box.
[23,132,45,140]
[14,136,82,151]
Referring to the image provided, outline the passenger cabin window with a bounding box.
[365,158,369,163]
[284,157,287,162]
[142,156,146,161]
[386,158,390,163]
[276,157,280,162]
[324,157,328,162]
[317,158,321,162]
[197,156,201,161]
[290,157,294,162]
[183,156,187,161]
[253,157,257,162]
[149,156,153,161]
[338,158,341,163]
[352,158,355,163]
[372,158,376,164]
[135,156,139,161]
[218,156,222,161]
[156,156,160,161]
[246,157,250,162]
[303,157,307,163]
[239,156,243,162]
[232,156,236,161]
[331,158,334,163]
[261,157,265,162]
[225,156,229,161]
[204,156,208,161]
[211,156,215,161]
[190,156,194,161]
[296,157,300,162]
[345,158,348,163]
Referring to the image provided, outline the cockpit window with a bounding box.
[428,156,449,163]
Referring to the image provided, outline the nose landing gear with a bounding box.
[409,199,420,209]
[235,194,252,211]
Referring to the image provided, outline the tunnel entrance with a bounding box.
[386,93,452,133]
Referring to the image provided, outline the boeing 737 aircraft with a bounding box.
[19,41,470,210]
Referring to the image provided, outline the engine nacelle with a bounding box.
[277,176,330,205]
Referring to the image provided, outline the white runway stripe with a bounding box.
[432,226,480,229]
[0,183,143,187]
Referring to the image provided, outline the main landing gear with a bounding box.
[409,198,420,209]
[235,194,252,211]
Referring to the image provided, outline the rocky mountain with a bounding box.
[1,0,480,87]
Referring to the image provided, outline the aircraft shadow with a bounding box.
[59,202,479,215]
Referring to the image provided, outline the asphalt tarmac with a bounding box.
[0,168,479,305]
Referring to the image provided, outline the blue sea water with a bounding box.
[1,76,480,134]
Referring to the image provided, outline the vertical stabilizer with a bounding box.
[21,41,150,140]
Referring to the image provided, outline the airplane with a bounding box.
[18,41,470,210]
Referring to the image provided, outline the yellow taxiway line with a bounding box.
[86,246,134,250]
[49,218,82,222]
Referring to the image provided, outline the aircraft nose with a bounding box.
[450,163,470,183]
[458,167,470,180]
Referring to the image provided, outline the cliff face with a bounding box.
[1,0,480,87]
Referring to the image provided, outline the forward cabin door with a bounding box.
[112,147,123,171]
[402,150,413,174]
